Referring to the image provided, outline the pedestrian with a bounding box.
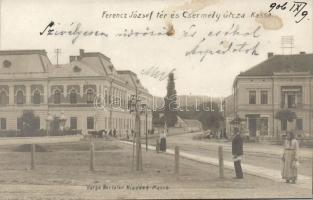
[113,129,117,137]
[282,131,299,184]
[160,123,167,152]
[126,129,129,139]
[232,127,243,179]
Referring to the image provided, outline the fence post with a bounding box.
[30,144,35,170]
[218,145,224,178]
[90,142,95,171]
[156,139,160,153]
[175,146,179,175]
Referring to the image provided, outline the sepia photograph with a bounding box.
[0,0,312,199]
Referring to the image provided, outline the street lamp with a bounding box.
[141,103,149,151]
[45,112,53,136]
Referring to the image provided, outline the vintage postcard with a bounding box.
[0,0,312,199]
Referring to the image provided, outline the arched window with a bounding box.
[16,90,24,105]
[33,90,41,104]
[70,90,77,104]
[87,89,94,104]
[54,90,61,104]
[0,91,7,105]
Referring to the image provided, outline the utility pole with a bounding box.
[129,86,143,172]
[135,87,142,171]
[145,108,148,151]
[109,77,114,132]
[54,48,61,66]
[0,0,2,50]
[280,36,294,55]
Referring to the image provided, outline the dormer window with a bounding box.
[109,65,113,72]
[73,66,81,72]
[3,60,11,68]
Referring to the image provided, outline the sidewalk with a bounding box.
[203,139,313,159]
[0,135,84,146]
[120,141,312,190]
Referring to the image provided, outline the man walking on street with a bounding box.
[232,127,244,179]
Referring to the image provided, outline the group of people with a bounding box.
[96,129,118,137]
[232,128,299,183]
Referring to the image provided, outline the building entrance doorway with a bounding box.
[248,118,257,137]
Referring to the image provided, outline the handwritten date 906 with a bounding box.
[268,1,308,23]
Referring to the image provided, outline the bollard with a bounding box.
[218,145,224,178]
[175,146,180,175]
[156,139,160,153]
[90,142,95,171]
[30,144,35,170]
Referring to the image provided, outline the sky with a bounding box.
[0,0,312,97]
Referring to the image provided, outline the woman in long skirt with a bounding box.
[281,131,299,184]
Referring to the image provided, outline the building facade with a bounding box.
[226,52,313,139]
[0,49,153,136]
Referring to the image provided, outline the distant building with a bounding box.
[0,49,153,135]
[175,116,202,132]
[227,52,313,139]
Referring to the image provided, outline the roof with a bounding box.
[48,60,102,77]
[49,50,120,78]
[183,119,202,127]
[80,52,115,75]
[239,53,313,76]
[0,50,51,74]
[117,70,147,91]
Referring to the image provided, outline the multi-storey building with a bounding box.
[0,49,153,136]
[226,52,313,139]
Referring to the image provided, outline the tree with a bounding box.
[164,72,178,127]
[177,101,224,131]
[230,115,245,126]
[275,109,297,133]
[275,109,297,122]
[195,102,223,131]
[152,111,164,127]
[20,110,39,136]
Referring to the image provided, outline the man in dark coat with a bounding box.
[232,127,244,179]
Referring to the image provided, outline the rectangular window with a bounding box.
[296,119,303,130]
[249,91,256,104]
[288,94,296,108]
[87,117,94,129]
[261,91,268,104]
[281,119,287,131]
[0,118,6,130]
[70,117,77,130]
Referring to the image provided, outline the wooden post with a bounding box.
[30,144,35,170]
[90,142,95,171]
[218,145,224,178]
[156,139,160,153]
[175,146,179,175]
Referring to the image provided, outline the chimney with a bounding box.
[268,52,274,58]
[69,56,76,62]
[79,49,84,56]
[299,51,306,55]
